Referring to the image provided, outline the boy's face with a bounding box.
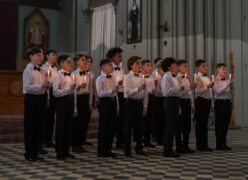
[131,60,141,73]
[86,58,92,70]
[157,66,164,76]
[46,52,57,64]
[102,63,113,74]
[112,53,122,65]
[60,58,72,72]
[168,63,177,73]
[30,53,42,65]
[77,57,87,71]
[177,63,188,74]
[142,63,153,74]
[197,63,208,74]
[217,66,227,77]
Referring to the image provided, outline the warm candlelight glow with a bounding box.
[194,73,197,83]
[211,75,215,82]
[229,74,232,81]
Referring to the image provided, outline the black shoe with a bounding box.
[224,145,232,150]
[106,151,117,158]
[125,151,132,157]
[204,146,213,151]
[184,147,195,154]
[176,148,186,154]
[43,142,55,148]
[144,143,156,148]
[163,151,180,158]
[83,141,93,146]
[98,151,107,158]
[116,144,125,149]
[38,148,48,155]
[72,146,87,153]
[36,156,44,161]
[217,145,232,151]
[65,153,76,159]
[136,150,147,156]
[56,154,65,160]
[25,156,37,162]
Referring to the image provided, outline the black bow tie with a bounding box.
[181,75,185,78]
[172,74,176,78]
[221,78,225,81]
[38,64,42,67]
[51,64,56,68]
[114,67,121,71]
[144,75,149,78]
[134,73,139,77]
[64,72,71,76]
[34,66,41,71]
[106,75,112,79]
[203,74,208,77]
[79,71,86,76]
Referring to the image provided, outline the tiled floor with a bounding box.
[0,129,248,180]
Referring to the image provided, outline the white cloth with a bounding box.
[161,72,181,97]
[213,75,233,100]
[112,63,125,92]
[42,62,58,83]
[195,72,212,99]
[96,72,117,98]
[144,75,155,94]
[22,63,46,95]
[91,3,116,63]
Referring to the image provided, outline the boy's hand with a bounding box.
[112,86,119,94]
[143,108,147,116]
[78,83,87,89]
[42,82,51,89]
[180,85,185,91]
[138,84,146,91]
[154,80,158,86]
[70,83,77,90]
[191,106,195,113]
[207,82,214,89]
[190,83,197,89]
[118,80,123,86]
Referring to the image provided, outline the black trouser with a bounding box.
[97,97,117,154]
[42,88,56,145]
[24,94,47,158]
[124,99,145,153]
[176,98,192,150]
[152,96,165,144]
[55,95,74,155]
[73,94,90,147]
[115,92,126,146]
[195,97,211,148]
[144,94,154,144]
[214,99,232,148]
[163,97,180,153]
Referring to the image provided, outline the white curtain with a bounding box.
[91,3,116,68]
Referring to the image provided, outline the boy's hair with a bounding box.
[154,58,162,64]
[45,49,57,56]
[99,59,111,68]
[27,47,41,59]
[106,47,123,60]
[195,59,206,67]
[176,59,187,66]
[141,59,152,66]
[57,55,70,65]
[161,57,176,72]
[74,54,87,63]
[127,56,140,71]
[216,63,227,69]
[86,55,93,63]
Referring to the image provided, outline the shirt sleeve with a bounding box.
[124,75,139,97]
[213,80,229,95]
[23,69,43,94]
[163,75,181,96]
[53,75,71,97]
[96,77,113,97]
[195,77,209,95]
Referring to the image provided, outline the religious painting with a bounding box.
[127,0,142,44]
[23,8,49,56]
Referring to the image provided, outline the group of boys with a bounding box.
[23,46,233,161]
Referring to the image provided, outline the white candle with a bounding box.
[184,74,187,79]
[194,73,197,83]
[143,75,145,85]
[47,64,52,77]
[72,74,76,82]
[212,74,215,82]
[229,74,232,81]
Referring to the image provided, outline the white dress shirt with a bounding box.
[23,63,46,95]
[195,72,212,99]
[213,75,233,100]
[96,72,117,98]
[53,69,75,97]
[124,71,148,108]
[161,71,182,97]
[112,63,125,92]
[42,62,58,83]
[144,74,155,94]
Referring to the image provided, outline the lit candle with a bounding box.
[72,74,76,82]
[47,65,52,77]
[211,74,215,82]
[184,74,187,79]
[229,74,232,81]
[194,73,197,83]
[143,74,145,85]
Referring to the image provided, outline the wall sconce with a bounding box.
[160,21,169,32]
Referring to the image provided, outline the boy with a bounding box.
[42,49,58,148]
[23,47,50,161]
[176,60,194,154]
[161,57,184,157]
[141,59,156,148]
[194,59,214,151]
[213,63,233,150]
[124,56,148,157]
[53,55,77,160]
[152,62,165,146]
[106,47,125,149]
[96,59,118,158]
[72,54,93,153]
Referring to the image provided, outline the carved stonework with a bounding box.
[10,81,23,97]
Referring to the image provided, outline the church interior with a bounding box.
[0,0,248,179]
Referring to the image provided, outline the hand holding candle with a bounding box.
[211,74,215,82]
[194,73,197,83]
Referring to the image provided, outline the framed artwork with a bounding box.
[127,0,142,44]
[23,8,49,56]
